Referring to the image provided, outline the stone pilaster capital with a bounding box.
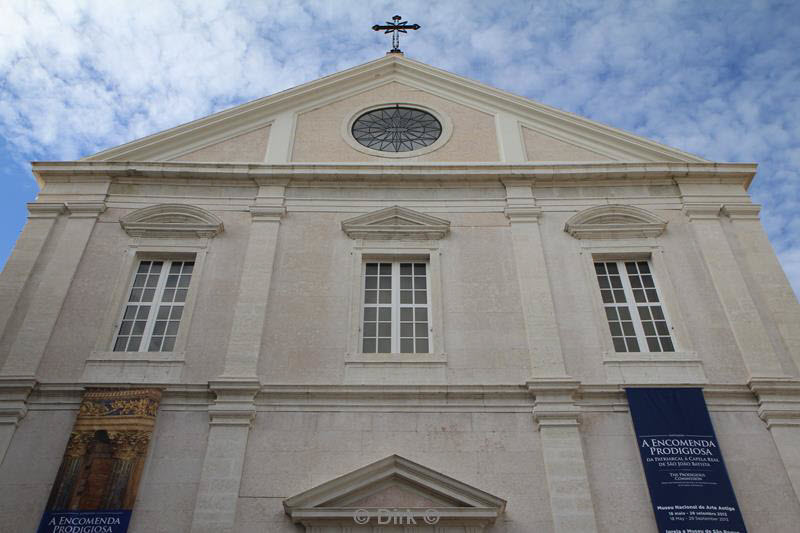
[65,201,106,219]
[681,203,722,221]
[721,203,761,220]
[0,375,37,426]
[527,378,582,428]
[505,206,542,223]
[208,376,261,426]
[748,378,800,428]
[249,205,285,222]
[26,202,66,219]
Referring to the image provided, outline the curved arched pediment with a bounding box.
[120,203,224,238]
[564,204,667,239]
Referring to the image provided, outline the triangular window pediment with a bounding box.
[564,204,667,239]
[341,206,450,240]
[283,455,505,530]
[120,203,224,239]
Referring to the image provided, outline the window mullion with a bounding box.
[618,260,647,351]
[392,262,400,353]
[140,260,169,352]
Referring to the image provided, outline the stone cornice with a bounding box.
[31,161,757,187]
[749,378,800,427]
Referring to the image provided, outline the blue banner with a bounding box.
[626,387,747,533]
[37,510,132,533]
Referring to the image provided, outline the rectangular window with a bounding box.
[362,261,430,353]
[594,260,674,353]
[113,259,194,352]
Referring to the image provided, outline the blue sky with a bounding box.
[1,0,798,296]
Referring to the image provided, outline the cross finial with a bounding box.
[372,15,420,54]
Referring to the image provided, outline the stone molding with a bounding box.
[207,377,261,426]
[283,454,506,528]
[249,204,286,222]
[682,203,722,221]
[564,204,667,239]
[504,205,542,223]
[65,201,106,219]
[527,379,582,428]
[749,378,800,428]
[120,203,223,238]
[0,376,37,425]
[33,161,757,186]
[721,203,762,220]
[26,202,66,219]
[341,205,450,240]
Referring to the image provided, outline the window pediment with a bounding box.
[565,204,667,239]
[283,454,505,529]
[120,204,224,238]
[341,206,450,240]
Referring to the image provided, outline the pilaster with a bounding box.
[192,182,286,531]
[503,181,568,378]
[681,203,784,379]
[1,201,106,378]
[0,376,37,466]
[529,380,599,533]
[722,203,800,375]
[0,202,65,341]
[749,378,800,503]
[191,378,260,533]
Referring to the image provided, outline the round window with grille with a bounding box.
[351,106,442,153]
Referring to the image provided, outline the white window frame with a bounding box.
[360,261,432,354]
[578,243,705,384]
[594,258,674,353]
[346,242,446,363]
[112,258,195,353]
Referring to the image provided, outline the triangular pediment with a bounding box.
[564,204,667,239]
[283,455,506,528]
[341,206,450,240]
[83,54,706,164]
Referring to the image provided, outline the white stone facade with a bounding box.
[1,54,799,532]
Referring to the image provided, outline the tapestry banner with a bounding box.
[37,388,161,533]
[626,387,747,533]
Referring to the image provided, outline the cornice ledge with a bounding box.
[31,161,758,182]
[27,202,66,219]
[721,203,761,220]
[682,203,722,221]
[748,378,800,427]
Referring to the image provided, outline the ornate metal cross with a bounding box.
[372,15,420,54]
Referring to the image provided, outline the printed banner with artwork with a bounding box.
[626,387,747,533]
[37,388,161,533]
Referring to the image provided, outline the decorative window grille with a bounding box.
[594,260,675,353]
[362,262,430,353]
[113,259,194,352]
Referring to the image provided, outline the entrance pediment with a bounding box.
[283,454,505,531]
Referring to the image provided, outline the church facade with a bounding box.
[1,53,799,532]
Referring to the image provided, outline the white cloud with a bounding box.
[0,0,798,296]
